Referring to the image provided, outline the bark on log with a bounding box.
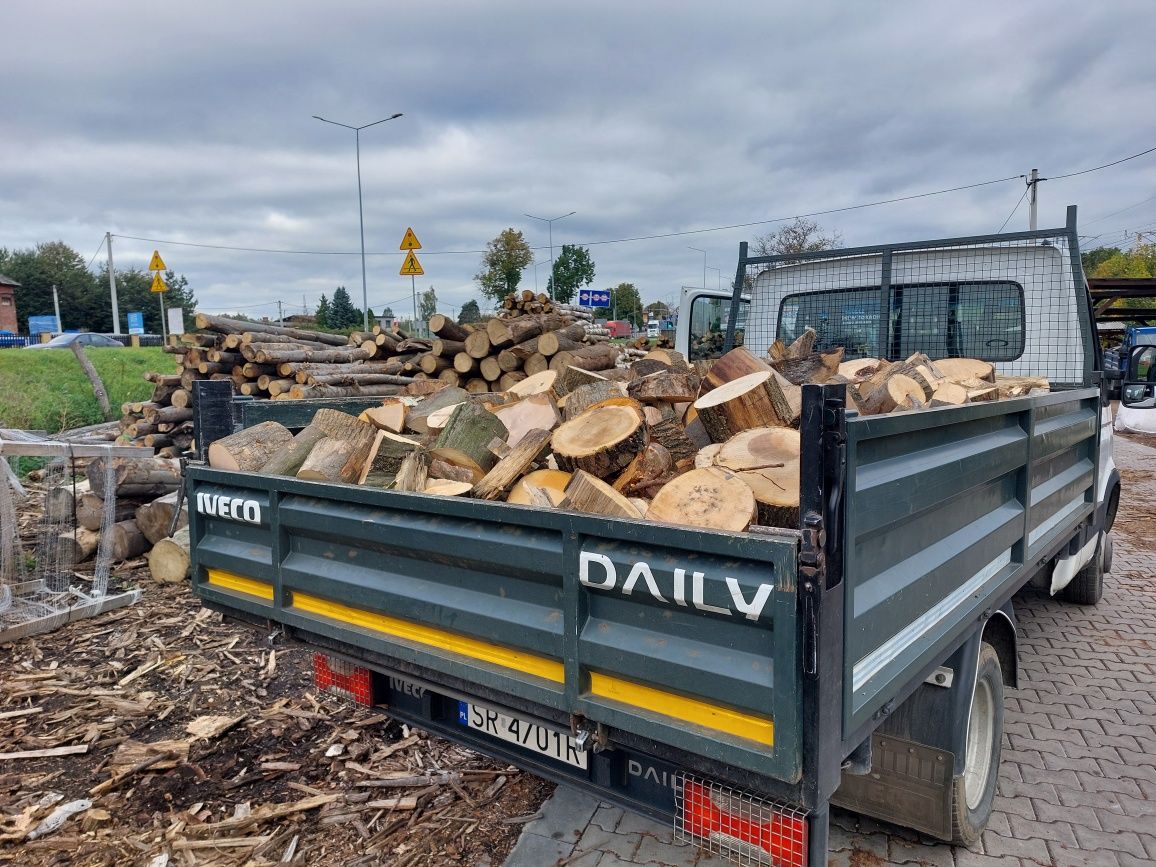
[143,406,194,425]
[296,438,355,483]
[77,491,138,532]
[537,325,588,357]
[249,346,371,365]
[285,384,406,399]
[310,409,378,483]
[207,421,294,471]
[693,372,793,443]
[107,519,150,560]
[194,313,348,346]
[439,369,463,386]
[859,374,926,415]
[406,386,470,435]
[60,526,101,565]
[479,356,503,383]
[555,365,607,396]
[647,418,700,470]
[552,404,647,479]
[260,425,328,477]
[497,337,539,371]
[393,448,431,492]
[472,428,553,500]
[548,344,620,374]
[70,341,113,420]
[561,470,642,518]
[627,372,698,404]
[428,314,471,342]
[45,478,92,523]
[431,402,509,475]
[703,347,771,391]
[486,313,567,350]
[453,352,480,375]
[240,331,333,349]
[769,348,844,385]
[432,338,466,357]
[563,381,628,422]
[711,427,801,528]
[418,353,451,375]
[147,526,190,583]
[135,490,189,544]
[612,443,673,495]
[646,468,756,533]
[87,456,181,499]
[359,431,420,485]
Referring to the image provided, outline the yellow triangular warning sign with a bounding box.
[150,272,168,293]
[399,228,422,251]
[399,251,425,276]
[148,250,167,271]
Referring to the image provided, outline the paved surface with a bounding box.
[504,435,1156,866]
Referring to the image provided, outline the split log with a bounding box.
[87,456,181,499]
[613,443,673,494]
[207,421,294,471]
[932,357,995,384]
[647,418,700,470]
[359,431,420,486]
[626,372,697,404]
[296,438,355,483]
[310,409,378,483]
[472,428,553,500]
[406,387,470,435]
[929,382,970,407]
[711,427,800,527]
[703,347,771,391]
[135,491,190,544]
[488,393,561,447]
[561,470,642,519]
[432,403,509,476]
[60,526,101,565]
[428,314,471,342]
[859,374,926,415]
[769,348,844,385]
[425,402,467,433]
[838,358,881,381]
[692,372,793,443]
[428,458,477,483]
[393,448,431,492]
[552,404,647,479]
[148,526,190,583]
[645,468,756,533]
[423,479,473,496]
[260,425,328,477]
[506,469,571,506]
[406,379,449,396]
[107,519,150,560]
[549,345,620,373]
[508,370,557,398]
[363,401,409,434]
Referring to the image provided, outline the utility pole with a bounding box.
[52,284,61,332]
[1028,168,1039,230]
[106,232,120,334]
[277,300,284,326]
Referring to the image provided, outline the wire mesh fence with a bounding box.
[726,219,1092,388]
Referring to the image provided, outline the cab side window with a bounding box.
[689,296,747,360]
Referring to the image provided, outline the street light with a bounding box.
[313,111,404,331]
[532,261,548,294]
[524,211,576,300]
[688,247,707,289]
[706,265,722,291]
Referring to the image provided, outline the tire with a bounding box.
[1059,533,1105,606]
[950,643,1004,847]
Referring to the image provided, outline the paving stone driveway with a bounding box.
[504,435,1156,867]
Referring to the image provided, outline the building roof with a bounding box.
[0,274,21,288]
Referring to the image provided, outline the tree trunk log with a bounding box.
[87,456,181,499]
[107,519,150,560]
[428,314,470,342]
[769,348,844,385]
[627,372,698,404]
[143,406,194,425]
[207,421,294,471]
[432,338,466,357]
[69,341,113,420]
[464,331,493,359]
[59,526,101,565]
[549,344,620,373]
[537,325,588,357]
[693,372,793,442]
[453,352,480,375]
[646,468,756,532]
[359,431,420,486]
[45,478,91,522]
[562,381,629,422]
[498,371,526,391]
[552,404,647,479]
[134,490,189,544]
[487,314,566,349]
[524,353,550,376]
[479,356,503,383]
[78,491,139,532]
[472,428,553,500]
[194,312,349,345]
[147,525,190,583]
[647,418,700,470]
[296,438,354,483]
[249,346,371,365]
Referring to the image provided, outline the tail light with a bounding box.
[675,774,808,867]
[312,653,374,706]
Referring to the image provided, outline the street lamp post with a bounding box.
[313,112,404,331]
[524,211,576,301]
[688,247,707,289]
[706,265,722,291]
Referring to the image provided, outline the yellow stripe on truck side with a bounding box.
[206,569,274,601]
[589,672,774,745]
[290,592,565,685]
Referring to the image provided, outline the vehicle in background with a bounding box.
[1116,342,1156,433]
[1103,325,1156,398]
[24,332,125,349]
[645,321,659,338]
[605,320,634,339]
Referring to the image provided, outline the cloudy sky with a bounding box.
[3,1,1156,323]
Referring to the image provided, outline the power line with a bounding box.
[1082,193,1156,227]
[85,236,106,270]
[997,185,1030,233]
[1048,144,1156,181]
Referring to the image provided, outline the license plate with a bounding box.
[458,702,588,769]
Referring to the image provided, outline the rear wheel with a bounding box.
[950,643,1004,846]
[1060,533,1106,606]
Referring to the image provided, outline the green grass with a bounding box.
[0,347,169,433]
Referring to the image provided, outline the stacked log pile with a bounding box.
[49,456,189,577]
[207,325,1051,536]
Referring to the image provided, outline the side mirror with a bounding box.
[1121,344,1156,408]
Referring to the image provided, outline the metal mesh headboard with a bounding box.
[724,205,1093,388]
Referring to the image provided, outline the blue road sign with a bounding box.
[579,289,611,308]
[127,312,145,335]
[27,315,59,334]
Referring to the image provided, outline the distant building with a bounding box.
[0,274,19,333]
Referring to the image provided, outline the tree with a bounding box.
[458,299,482,324]
[315,294,330,328]
[1082,247,1123,276]
[548,244,595,305]
[608,283,643,326]
[644,301,671,322]
[752,217,842,256]
[418,286,438,324]
[99,266,198,333]
[381,306,394,321]
[328,286,360,329]
[1086,244,1156,279]
[475,228,534,305]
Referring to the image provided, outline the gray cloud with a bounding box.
[2,0,1155,323]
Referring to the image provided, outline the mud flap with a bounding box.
[832,734,955,840]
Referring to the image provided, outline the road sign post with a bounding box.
[578,289,611,309]
[399,229,424,334]
[148,251,169,342]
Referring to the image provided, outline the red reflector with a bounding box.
[312,653,374,706]
[678,777,808,867]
